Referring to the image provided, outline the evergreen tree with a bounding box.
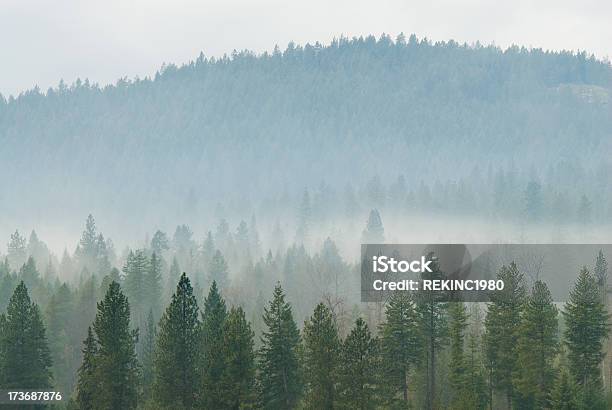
[337,317,378,410]
[147,252,163,318]
[92,281,139,410]
[7,230,27,269]
[361,209,385,243]
[594,250,608,302]
[302,302,341,409]
[563,267,609,392]
[76,214,101,272]
[258,283,302,409]
[379,292,420,405]
[484,262,525,408]
[141,310,156,402]
[550,368,578,410]
[0,281,52,390]
[151,230,170,256]
[208,250,229,290]
[200,281,227,409]
[19,256,40,291]
[153,273,200,409]
[76,326,98,410]
[415,254,448,410]
[220,306,256,409]
[448,301,469,408]
[123,249,150,327]
[46,283,77,396]
[514,280,559,408]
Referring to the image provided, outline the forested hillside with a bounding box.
[1,34,611,235]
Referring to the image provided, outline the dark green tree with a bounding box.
[153,273,200,409]
[0,281,52,390]
[563,267,609,393]
[220,306,256,409]
[514,280,558,408]
[258,283,302,409]
[594,250,608,303]
[141,310,156,402]
[76,326,98,410]
[92,281,139,410]
[46,283,77,396]
[302,302,341,409]
[550,368,578,410]
[415,254,448,410]
[379,292,420,405]
[484,262,525,408]
[199,280,227,409]
[337,317,379,410]
[448,301,469,408]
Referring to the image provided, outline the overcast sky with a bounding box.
[1,0,611,97]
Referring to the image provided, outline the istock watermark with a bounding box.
[361,244,612,302]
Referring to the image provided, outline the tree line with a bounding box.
[0,248,609,409]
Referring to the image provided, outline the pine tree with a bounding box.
[153,273,200,409]
[415,254,448,410]
[550,367,578,410]
[208,250,229,290]
[563,267,609,392]
[19,256,40,292]
[147,252,163,318]
[220,306,256,409]
[200,281,227,409]
[484,262,525,408]
[258,283,302,409]
[46,283,77,396]
[379,292,420,405]
[0,281,52,389]
[302,302,340,409]
[76,326,98,410]
[448,301,469,408]
[151,230,170,256]
[463,314,487,410]
[141,310,156,402]
[123,249,150,328]
[361,209,385,243]
[7,229,27,269]
[513,280,558,407]
[76,214,101,272]
[594,250,608,303]
[337,317,378,409]
[92,281,139,410]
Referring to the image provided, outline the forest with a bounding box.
[1,32,611,410]
[0,214,610,409]
[0,34,611,238]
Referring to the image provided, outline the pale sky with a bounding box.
[1,0,611,97]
